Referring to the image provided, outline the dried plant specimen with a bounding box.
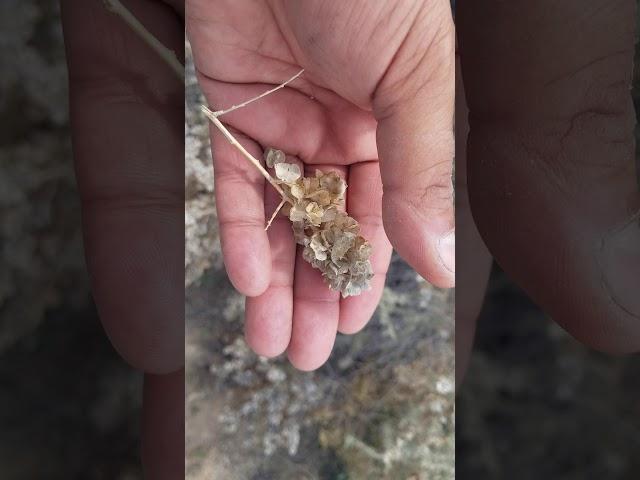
[103,4,373,295]
[197,71,373,297]
[266,148,374,297]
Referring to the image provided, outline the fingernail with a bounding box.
[437,229,456,274]
[600,213,640,318]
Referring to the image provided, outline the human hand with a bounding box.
[61,0,184,476]
[456,0,640,385]
[187,0,455,370]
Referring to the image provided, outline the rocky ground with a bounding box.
[185,41,455,480]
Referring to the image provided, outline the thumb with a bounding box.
[372,6,455,288]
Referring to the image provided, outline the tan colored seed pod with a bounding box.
[265,148,374,297]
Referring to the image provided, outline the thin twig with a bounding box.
[213,69,305,117]
[265,198,286,231]
[103,0,184,82]
[343,435,387,465]
[201,106,288,200]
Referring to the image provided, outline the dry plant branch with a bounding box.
[212,69,305,117]
[103,0,184,82]
[201,106,288,200]
[204,74,373,296]
[201,70,305,203]
[202,70,304,231]
[103,0,372,296]
[265,199,286,231]
[200,70,305,204]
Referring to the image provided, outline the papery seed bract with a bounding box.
[264,148,286,168]
[275,162,302,183]
[267,151,374,297]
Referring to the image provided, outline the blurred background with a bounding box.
[185,41,455,480]
[457,265,640,479]
[456,6,640,478]
[0,2,142,478]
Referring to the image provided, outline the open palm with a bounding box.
[187,0,455,370]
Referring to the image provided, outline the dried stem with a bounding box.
[201,69,306,204]
[265,199,286,231]
[201,106,288,200]
[104,0,298,230]
[103,0,184,82]
[212,69,305,117]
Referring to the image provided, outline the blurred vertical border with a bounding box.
[0,2,142,478]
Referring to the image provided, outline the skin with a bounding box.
[61,0,184,476]
[457,0,640,384]
[187,0,456,370]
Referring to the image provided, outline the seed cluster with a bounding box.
[265,148,374,297]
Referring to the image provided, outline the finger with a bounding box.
[458,0,640,352]
[287,164,347,371]
[198,78,378,165]
[141,369,184,479]
[338,162,392,334]
[61,0,184,373]
[287,247,339,371]
[210,127,271,296]
[244,155,300,357]
[372,5,456,288]
[455,47,493,387]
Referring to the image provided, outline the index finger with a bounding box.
[210,125,272,296]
